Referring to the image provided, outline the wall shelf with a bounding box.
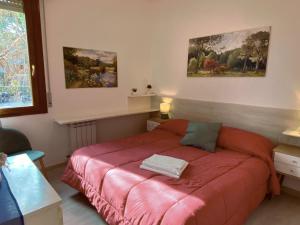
[54,107,159,125]
[128,94,156,98]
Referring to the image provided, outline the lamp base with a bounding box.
[160,113,169,120]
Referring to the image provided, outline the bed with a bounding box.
[62,119,280,225]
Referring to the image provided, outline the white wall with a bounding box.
[150,0,300,191]
[46,0,153,114]
[1,0,154,166]
[2,0,300,192]
[150,0,300,110]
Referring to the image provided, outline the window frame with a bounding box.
[0,0,48,118]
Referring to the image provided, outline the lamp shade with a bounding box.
[160,103,170,113]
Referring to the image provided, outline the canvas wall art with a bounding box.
[187,26,271,77]
[63,47,118,88]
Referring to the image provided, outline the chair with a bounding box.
[0,127,48,179]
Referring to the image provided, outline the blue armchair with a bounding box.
[0,127,48,179]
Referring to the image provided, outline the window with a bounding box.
[0,0,47,117]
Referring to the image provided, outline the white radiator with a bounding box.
[69,121,97,152]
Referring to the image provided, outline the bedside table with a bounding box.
[273,144,300,183]
[147,118,169,131]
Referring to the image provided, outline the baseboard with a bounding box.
[46,161,67,171]
[281,186,300,198]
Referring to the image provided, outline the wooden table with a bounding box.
[2,154,63,225]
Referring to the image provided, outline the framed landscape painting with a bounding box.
[187,26,271,77]
[63,47,118,88]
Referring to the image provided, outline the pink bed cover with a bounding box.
[62,127,279,225]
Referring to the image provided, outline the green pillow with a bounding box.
[180,122,222,152]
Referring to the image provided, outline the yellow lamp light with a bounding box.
[160,103,170,119]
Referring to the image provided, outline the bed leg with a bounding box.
[279,174,285,185]
[266,193,273,200]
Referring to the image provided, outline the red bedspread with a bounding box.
[62,121,279,225]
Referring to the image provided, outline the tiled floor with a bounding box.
[49,166,300,225]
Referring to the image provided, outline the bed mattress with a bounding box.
[62,120,279,225]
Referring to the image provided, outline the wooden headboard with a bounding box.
[151,96,300,146]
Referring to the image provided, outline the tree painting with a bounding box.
[63,47,118,88]
[187,27,271,77]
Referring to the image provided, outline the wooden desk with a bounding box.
[54,107,159,125]
[54,108,160,152]
[2,154,63,225]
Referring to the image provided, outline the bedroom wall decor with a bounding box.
[187,26,271,77]
[63,47,118,88]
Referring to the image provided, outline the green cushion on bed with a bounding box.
[180,122,221,152]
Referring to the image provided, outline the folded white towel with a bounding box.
[142,154,188,174]
[140,154,188,179]
[140,164,184,179]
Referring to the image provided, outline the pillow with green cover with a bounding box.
[180,121,222,152]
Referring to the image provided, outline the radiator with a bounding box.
[69,121,97,152]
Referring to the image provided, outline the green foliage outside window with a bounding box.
[0,8,32,107]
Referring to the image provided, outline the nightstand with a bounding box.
[147,118,169,131]
[273,144,300,184]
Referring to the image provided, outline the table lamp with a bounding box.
[160,103,170,119]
